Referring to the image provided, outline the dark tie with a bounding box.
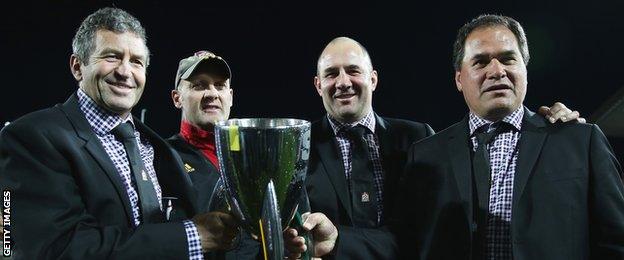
[344,125,378,228]
[471,122,510,257]
[112,122,163,223]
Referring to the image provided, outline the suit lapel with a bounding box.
[58,94,134,223]
[373,115,398,218]
[512,108,547,208]
[374,114,393,176]
[446,118,473,215]
[314,117,353,220]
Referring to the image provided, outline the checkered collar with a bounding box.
[327,110,376,136]
[77,88,135,137]
[468,106,524,136]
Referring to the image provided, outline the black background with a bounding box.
[3,0,624,161]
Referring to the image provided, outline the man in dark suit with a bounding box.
[283,36,435,260]
[168,50,261,259]
[0,7,237,259]
[284,36,583,260]
[398,14,624,259]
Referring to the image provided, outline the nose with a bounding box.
[486,59,507,80]
[202,85,219,100]
[335,70,352,90]
[114,60,132,79]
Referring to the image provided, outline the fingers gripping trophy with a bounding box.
[215,119,314,260]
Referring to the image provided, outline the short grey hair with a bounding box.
[71,7,149,65]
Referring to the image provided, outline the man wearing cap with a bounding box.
[169,50,261,259]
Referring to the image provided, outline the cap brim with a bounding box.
[180,56,231,81]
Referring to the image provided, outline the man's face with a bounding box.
[71,30,148,117]
[172,71,233,130]
[455,26,527,121]
[314,41,378,124]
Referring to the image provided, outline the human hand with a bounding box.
[284,212,338,259]
[192,211,239,252]
[538,102,586,123]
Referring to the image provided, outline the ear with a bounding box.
[229,88,234,107]
[455,71,463,92]
[171,89,182,109]
[70,54,83,81]
[370,70,378,91]
[314,76,323,96]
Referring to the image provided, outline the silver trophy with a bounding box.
[215,118,312,260]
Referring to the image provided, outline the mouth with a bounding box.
[334,93,357,101]
[106,81,135,93]
[483,84,513,93]
[201,104,221,112]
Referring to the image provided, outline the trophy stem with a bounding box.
[259,180,284,260]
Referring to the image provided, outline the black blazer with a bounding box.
[0,94,199,259]
[167,134,262,260]
[168,134,222,212]
[398,108,624,260]
[306,114,434,260]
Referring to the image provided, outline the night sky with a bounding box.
[4,0,624,160]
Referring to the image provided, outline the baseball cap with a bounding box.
[174,50,231,89]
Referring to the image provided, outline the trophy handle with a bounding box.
[288,185,314,260]
[207,178,226,212]
[292,211,314,260]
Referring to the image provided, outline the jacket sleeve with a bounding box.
[588,124,624,258]
[0,121,190,259]
[331,225,397,260]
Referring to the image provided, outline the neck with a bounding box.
[333,108,372,124]
[180,121,214,139]
[479,109,512,122]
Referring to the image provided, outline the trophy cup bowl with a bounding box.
[215,118,311,259]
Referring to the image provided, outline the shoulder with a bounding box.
[166,134,200,157]
[380,116,435,137]
[411,120,463,149]
[310,118,330,138]
[2,105,68,138]
[541,121,605,150]
[311,118,324,130]
[166,134,185,149]
[545,120,596,133]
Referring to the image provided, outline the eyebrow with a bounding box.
[470,50,517,61]
[98,47,147,62]
[322,64,362,74]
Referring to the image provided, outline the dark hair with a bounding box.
[72,7,149,65]
[452,14,529,71]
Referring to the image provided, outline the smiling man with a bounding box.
[0,8,238,259]
[284,37,435,260]
[286,36,589,260]
[397,14,624,259]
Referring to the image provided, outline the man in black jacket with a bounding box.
[168,50,260,259]
[0,8,237,259]
[398,14,624,259]
[285,37,585,260]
